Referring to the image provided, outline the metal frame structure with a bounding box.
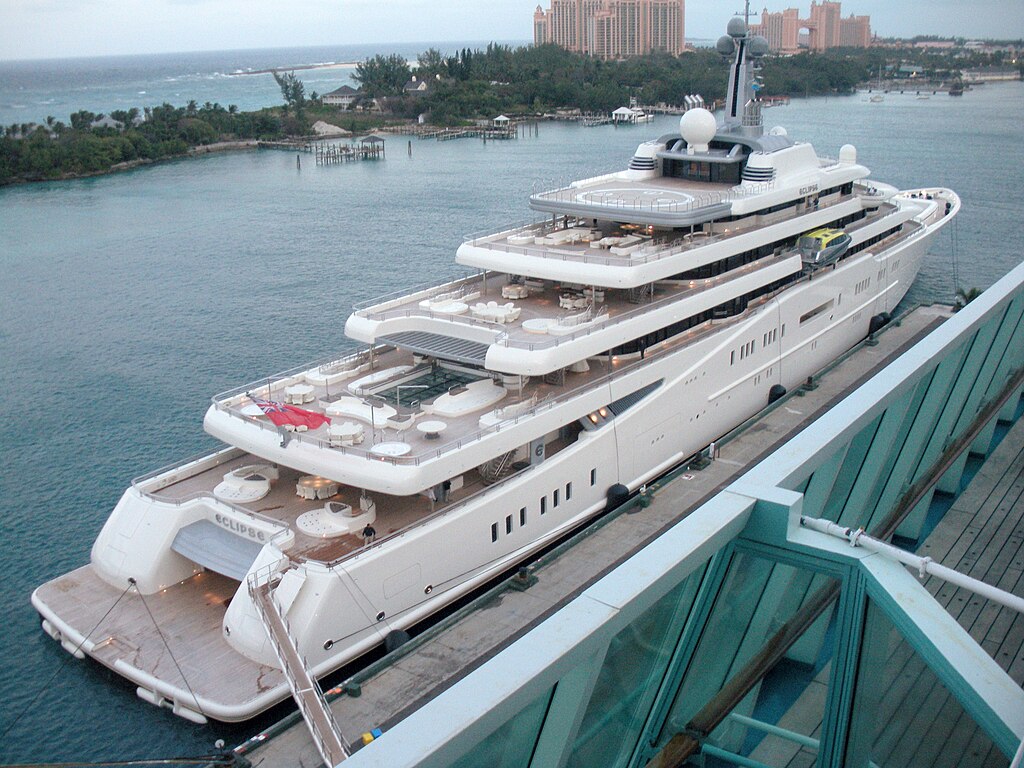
[343,261,1024,768]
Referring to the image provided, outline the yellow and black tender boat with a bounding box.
[798,227,852,269]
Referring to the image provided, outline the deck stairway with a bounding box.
[248,567,349,767]
[480,450,518,484]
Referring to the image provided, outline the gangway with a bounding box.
[249,566,349,767]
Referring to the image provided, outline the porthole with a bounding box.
[424,585,433,595]
[376,611,385,622]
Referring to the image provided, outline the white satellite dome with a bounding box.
[679,108,718,153]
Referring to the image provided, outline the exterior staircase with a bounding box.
[248,567,348,767]
[479,450,517,484]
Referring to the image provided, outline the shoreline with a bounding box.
[0,139,259,186]
[229,61,362,76]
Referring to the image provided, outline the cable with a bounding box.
[132,579,208,723]
[2,582,134,741]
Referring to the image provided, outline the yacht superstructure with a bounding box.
[32,16,960,724]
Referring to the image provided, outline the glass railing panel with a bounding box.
[656,549,842,767]
[566,565,708,768]
[844,600,1010,768]
[448,686,554,768]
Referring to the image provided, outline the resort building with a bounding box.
[751,1,872,53]
[533,0,686,59]
[322,85,360,109]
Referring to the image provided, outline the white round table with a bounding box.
[370,441,412,458]
[286,383,315,403]
[417,420,448,440]
[296,475,340,500]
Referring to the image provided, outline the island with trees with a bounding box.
[1,39,1017,186]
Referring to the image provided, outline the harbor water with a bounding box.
[0,57,1021,764]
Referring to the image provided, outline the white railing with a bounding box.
[248,565,349,766]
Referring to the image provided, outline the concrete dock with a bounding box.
[235,305,958,766]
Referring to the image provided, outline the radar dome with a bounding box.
[716,35,736,56]
[727,16,747,38]
[748,35,770,57]
[679,108,718,153]
[768,126,788,137]
[839,144,857,164]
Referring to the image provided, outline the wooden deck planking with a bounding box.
[35,567,284,709]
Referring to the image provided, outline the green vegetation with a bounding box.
[2,39,1016,185]
[0,101,296,184]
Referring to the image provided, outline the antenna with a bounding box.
[734,0,753,26]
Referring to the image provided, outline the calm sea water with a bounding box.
[0,62,1021,764]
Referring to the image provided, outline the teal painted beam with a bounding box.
[866,374,936,528]
[798,441,850,518]
[820,414,881,526]
[936,450,969,494]
[861,555,1024,759]
[838,394,915,530]
[970,413,998,457]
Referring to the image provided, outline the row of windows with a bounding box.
[490,471,596,543]
[611,273,800,357]
[672,208,868,283]
[844,224,903,259]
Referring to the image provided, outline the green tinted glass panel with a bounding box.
[566,565,707,768]
[845,600,1010,768]
[657,549,839,766]
[448,686,554,768]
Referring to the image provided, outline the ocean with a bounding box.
[0,48,1021,764]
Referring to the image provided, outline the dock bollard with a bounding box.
[509,566,538,591]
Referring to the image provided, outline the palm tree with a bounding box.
[954,286,982,311]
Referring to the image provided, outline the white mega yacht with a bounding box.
[32,16,960,724]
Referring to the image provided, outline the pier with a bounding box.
[231,302,973,767]
[313,138,385,166]
[257,137,386,165]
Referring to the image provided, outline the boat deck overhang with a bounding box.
[529,174,735,227]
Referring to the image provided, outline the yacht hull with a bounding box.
[31,190,957,721]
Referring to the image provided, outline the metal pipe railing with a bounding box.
[800,516,1024,615]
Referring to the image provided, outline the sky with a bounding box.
[0,0,1021,61]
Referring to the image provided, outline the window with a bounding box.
[491,523,498,542]
[520,507,527,526]
[565,482,572,501]
[800,299,834,325]
[553,489,560,508]
[506,515,513,534]
[591,468,597,486]
[541,496,547,515]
